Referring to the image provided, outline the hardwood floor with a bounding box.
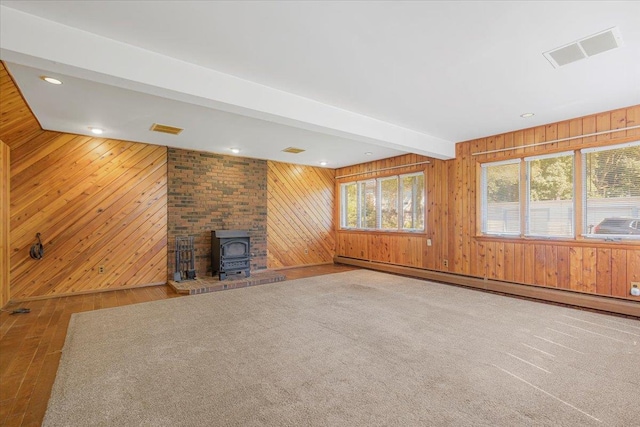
[0,264,356,426]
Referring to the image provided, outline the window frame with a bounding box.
[581,140,640,240]
[480,158,521,236]
[524,151,575,238]
[339,171,426,233]
[477,139,640,242]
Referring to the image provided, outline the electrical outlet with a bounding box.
[427,239,432,247]
[98,265,105,274]
[304,248,308,254]
[443,259,449,268]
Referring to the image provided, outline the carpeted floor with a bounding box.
[44,270,639,426]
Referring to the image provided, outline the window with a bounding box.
[359,180,377,229]
[480,152,575,238]
[526,152,574,237]
[401,173,425,230]
[341,182,357,228]
[481,160,520,235]
[480,141,640,240]
[340,172,425,231]
[583,141,640,238]
[379,176,399,229]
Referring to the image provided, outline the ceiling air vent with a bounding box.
[282,147,305,154]
[543,27,623,68]
[150,123,183,135]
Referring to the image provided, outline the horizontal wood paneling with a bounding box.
[335,107,640,302]
[267,161,335,268]
[0,62,168,300]
[1,140,9,307]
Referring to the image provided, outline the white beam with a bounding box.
[0,6,454,159]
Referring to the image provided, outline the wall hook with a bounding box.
[29,233,44,260]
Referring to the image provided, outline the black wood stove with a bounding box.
[211,230,251,280]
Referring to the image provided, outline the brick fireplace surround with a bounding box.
[167,148,267,279]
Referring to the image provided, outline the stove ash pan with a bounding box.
[212,230,251,280]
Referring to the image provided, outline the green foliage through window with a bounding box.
[340,172,425,231]
[481,141,640,239]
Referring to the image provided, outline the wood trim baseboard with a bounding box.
[334,256,640,318]
[7,281,168,303]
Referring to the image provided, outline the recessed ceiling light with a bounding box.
[40,76,62,85]
[230,148,240,154]
[520,113,535,118]
[320,161,328,166]
[364,152,373,155]
[89,127,104,135]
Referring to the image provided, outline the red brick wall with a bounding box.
[168,148,267,278]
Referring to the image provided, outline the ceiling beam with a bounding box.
[0,6,454,159]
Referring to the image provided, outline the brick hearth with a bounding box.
[168,270,285,295]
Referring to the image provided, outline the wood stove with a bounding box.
[211,230,251,280]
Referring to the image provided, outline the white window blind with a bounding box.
[583,141,640,239]
[526,152,574,237]
[481,160,520,235]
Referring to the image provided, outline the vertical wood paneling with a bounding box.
[596,248,612,296]
[582,248,597,294]
[1,140,9,307]
[534,245,546,286]
[267,161,335,268]
[524,245,535,285]
[1,62,168,300]
[611,249,628,298]
[557,246,570,290]
[544,246,557,287]
[503,242,514,283]
[450,105,640,301]
[628,250,640,290]
[334,153,448,272]
[513,243,525,284]
[334,105,639,302]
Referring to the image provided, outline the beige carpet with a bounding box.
[44,270,639,426]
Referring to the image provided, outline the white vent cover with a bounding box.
[543,27,623,68]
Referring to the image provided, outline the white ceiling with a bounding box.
[1,1,639,168]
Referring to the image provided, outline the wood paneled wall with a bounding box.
[1,140,9,307]
[452,105,640,301]
[335,154,451,272]
[0,64,42,147]
[1,62,168,300]
[335,107,640,302]
[267,161,335,268]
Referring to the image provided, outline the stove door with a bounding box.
[221,239,249,259]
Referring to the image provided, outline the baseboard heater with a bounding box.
[334,256,639,318]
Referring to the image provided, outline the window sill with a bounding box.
[338,229,426,236]
[475,234,640,249]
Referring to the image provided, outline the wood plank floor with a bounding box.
[0,264,357,426]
